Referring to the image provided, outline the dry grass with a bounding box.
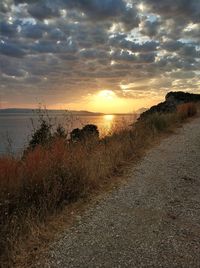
[0,103,198,267]
[177,102,197,120]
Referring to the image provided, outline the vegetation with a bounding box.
[177,102,197,120]
[0,101,198,266]
[70,124,99,142]
[27,119,52,150]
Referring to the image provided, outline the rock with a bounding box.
[138,91,200,120]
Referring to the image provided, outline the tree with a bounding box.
[28,120,52,150]
[70,128,83,142]
[82,124,99,140]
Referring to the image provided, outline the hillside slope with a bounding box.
[139,91,200,119]
[44,117,200,268]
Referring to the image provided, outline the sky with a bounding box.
[0,0,200,113]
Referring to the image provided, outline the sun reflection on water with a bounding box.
[101,114,115,136]
[104,114,114,121]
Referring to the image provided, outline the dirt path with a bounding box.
[44,118,200,268]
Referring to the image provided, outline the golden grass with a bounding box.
[0,103,198,267]
[177,102,197,120]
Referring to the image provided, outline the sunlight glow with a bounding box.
[44,19,49,25]
[88,90,132,113]
[97,90,115,100]
[138,3,145,12]
[184,23,199,32]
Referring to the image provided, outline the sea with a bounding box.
[0,111,136,155]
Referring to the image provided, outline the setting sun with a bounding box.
[88,90,130,113]
[97,90,115,100]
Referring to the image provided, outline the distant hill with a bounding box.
[165,91,200,103]
[0,108,104,116]
[0,108,137,116]
[139,91,200,120]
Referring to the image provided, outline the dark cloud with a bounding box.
[110,36,158,52]
[64,0,126,18]
[170,71,196,79]
[161,40,199,58]
[143,0,200,22]
[27,1,61,20]
[162,40,184,52]
[140,19,161,37]
[0,21,18,37]
[0,0,200,107]
[79,48,108,60]
[0,41,26,57]
[21,22,47,39]
[112,50,137,62]
[138,52,155,63]
[22,37,78,54]
[47,28,66,40]
[14,0,38,4]
[63,0,139,30]
[0,56,26,77]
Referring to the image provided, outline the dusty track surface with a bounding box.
[44,118,200,268]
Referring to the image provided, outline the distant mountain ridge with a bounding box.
[0,108,137,116]
[0,108,104,116]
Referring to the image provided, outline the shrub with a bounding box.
[142,113,170,133]
[82,124,99,140]
[70,128,83,142]
[53,124,67,139]
[70,124,99,142]
[28,120,52,150]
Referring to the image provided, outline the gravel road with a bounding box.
[45,117,200,268]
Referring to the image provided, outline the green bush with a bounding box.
[28,120,52,150]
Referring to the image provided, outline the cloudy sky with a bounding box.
[0,0,200,113]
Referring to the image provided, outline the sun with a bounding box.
[97,90,115,100]
[88,89,128,113]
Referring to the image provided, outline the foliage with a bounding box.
[82,124,99,139]
[54,124,67,139]
[27,120,52,151]
[70,128,83,142]
[143,113,170,132]
[70,124,99,142]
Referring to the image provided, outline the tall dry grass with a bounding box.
[0,102,198,267]
[177,102,197,120]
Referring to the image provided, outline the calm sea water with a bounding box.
[0,112,136,155]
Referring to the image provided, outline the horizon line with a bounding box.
[0,107,137,115]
